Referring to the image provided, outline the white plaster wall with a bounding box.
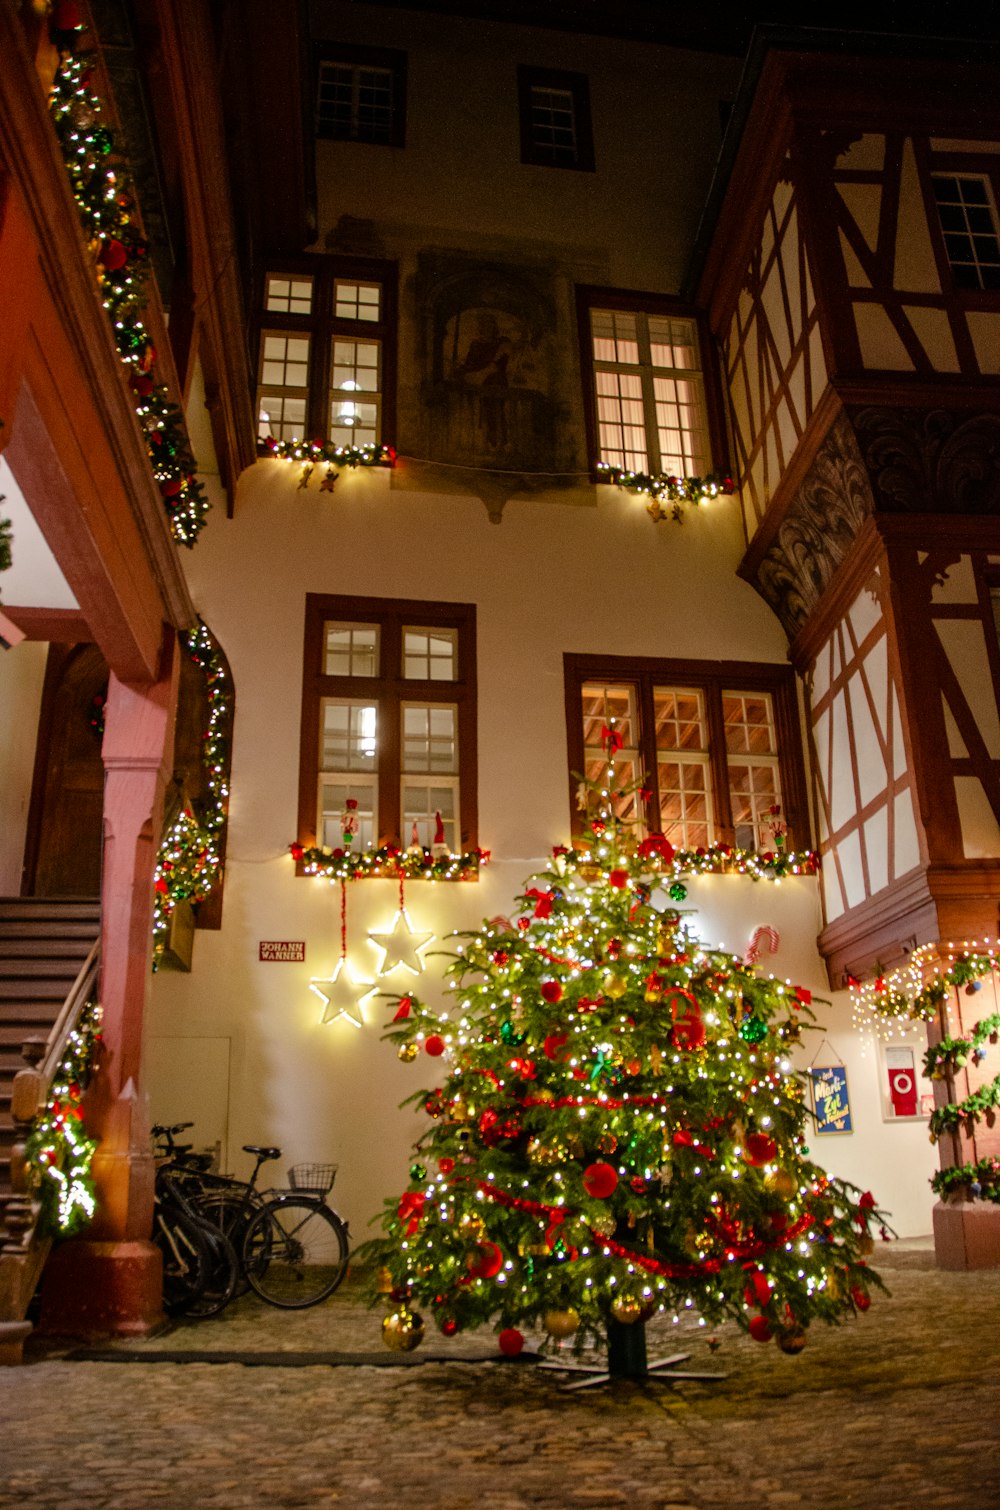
[0,638,46,894]
[146,465,936,1239]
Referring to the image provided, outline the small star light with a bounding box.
[368,910,435,976]
[310,959,378,1027]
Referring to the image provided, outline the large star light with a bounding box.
[310,959,378,1027]
[368,909,435,976]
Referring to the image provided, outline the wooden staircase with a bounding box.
[0,898,101,1360]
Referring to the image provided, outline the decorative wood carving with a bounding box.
[852,407,1000,516]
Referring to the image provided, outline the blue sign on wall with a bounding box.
[810,1065,853,1134]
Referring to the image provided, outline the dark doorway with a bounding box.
[25,643,107,896]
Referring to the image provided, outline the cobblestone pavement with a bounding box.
[2,1242,998,1510]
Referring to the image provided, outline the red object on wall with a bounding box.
[888,1067,918,1117]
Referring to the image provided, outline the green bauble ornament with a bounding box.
[409,1163,426,1182]
[500,1020,527,1046]
[668,882,687,901]
[739,1015,768,1044]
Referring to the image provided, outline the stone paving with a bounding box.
[1,1241,998,1510]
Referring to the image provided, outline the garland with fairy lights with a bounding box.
[48,41,209,546]
[291,841,488,883]
[24,999,102,1236]
[850,946,999,1030]
[152,622,232,966]
[931,1157,1000,1204]
[596,463,735,523]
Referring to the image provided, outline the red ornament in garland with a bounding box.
[583,1161,618,1199]
[100,238,128,271]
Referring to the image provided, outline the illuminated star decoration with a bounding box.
[310,958,378,1028]
[312,879,377,1026]
[368,909,435,976]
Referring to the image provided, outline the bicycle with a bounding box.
[151,1125,238,1318]
[151,1124,351,1309]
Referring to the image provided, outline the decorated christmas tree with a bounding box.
[367,751,888,1368]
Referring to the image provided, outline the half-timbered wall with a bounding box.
[721,170,828,539]
[809,566,921,926]
[827,133,1000,378]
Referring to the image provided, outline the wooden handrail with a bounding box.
[36,939,100,1092]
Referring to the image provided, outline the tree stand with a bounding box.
[539,1318,726,1392]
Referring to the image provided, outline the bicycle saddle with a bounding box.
[243,1144,281,1160]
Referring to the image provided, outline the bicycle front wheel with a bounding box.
[243,1197,349,1309]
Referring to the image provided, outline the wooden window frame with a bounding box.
[517,66,595,173]
[254,255,397,449]
[919,148,1000,301]
[563,652,809,851]
[298,594,478,862]
[575,285,729,480]
[314,44,407,148]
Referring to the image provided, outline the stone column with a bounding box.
[40,632,180,1336]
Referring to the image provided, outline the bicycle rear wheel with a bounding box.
[190,1188,260,1296]
[182,1221,239,1319]
[243,1197,349,1308]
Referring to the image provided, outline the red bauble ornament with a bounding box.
[289,843,304,861]
[159,478,182,499]
[745,1133,778,1166]
[540,980,563,1004]
[467,1240,503,1280]
[440,1318,459,1337]
[100,238,128,271]
[424,1034,446,1056]
[53,1,82,32]
[499,1327,524,1357]
[608,869,628,889]
[851,1288,871,1312]
[542,1031,569,1061]
[438,1157,455,1175]
[749,1316,773,1343]
[583,1161,618,1199]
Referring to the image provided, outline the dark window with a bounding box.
[564,654,808,852]
[931,175,1000,291]
[298,596,478,857]
[254,258,397,447]
[316,48,406,147]
[518,67,594,172]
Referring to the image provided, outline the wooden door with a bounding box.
[26,643,107,896]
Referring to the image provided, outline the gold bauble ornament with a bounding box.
[375,1265,394,1294]
[451,1096,471,1123]
[644,983,663,1003]
[527,1137,563,1167]
[610,1294,644,1325]
[775,1324,807,1355]
[533,1087,555,1104]
[589,1211,616,1239]
[543,1307,580,1339]
[604,973,628,1000]
[858,1234,875,1257]
[459,1212,486,1241]
[397,1042,419,1063]
[381,1308,425,1352]
[765,1167,797,1199]
[596,1131,618,1155]
[579,864,602,882]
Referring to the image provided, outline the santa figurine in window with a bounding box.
[432,810,450,859]
[341,797,359,849]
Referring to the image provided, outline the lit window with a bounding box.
[587,305,711,477]
[256,260,396,448]
[931,175,1000,290]
[566,655,806,852]
[299,596,477,859]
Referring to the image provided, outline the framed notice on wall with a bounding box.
[809,1064,853,1135]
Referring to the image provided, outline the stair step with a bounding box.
[0,921,100,941]
[0,977,82,1001]
[0,939,96,959]
[0,899,100,918]
[0,958,91,979]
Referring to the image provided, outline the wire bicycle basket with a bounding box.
[287,1162,338,1196]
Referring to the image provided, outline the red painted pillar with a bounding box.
[40,632,180,1336]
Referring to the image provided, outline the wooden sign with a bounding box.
[259,940,306,962]
[809,1065,853,1134]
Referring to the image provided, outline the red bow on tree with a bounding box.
[397,1192,426,1236]
[601,724,624,754]
[523,888,554,919]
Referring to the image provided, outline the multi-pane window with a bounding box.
[255,260,396,448]
[566,655,806,853]
[586,305,711,476]
[518,67,594,172]
[931,175,1000,290]
[299,596,477,860]
[315,49,406,146]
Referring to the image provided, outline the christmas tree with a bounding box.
[367,754,888,1367]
